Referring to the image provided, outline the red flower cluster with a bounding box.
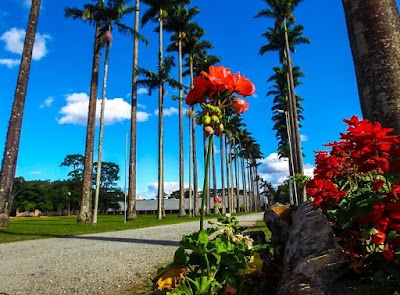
[323,116,400,175]
[307,116,400,264]
[307,116,400,210]
[214,197,222,204]
[185,65,255,112]
[306,178,346,211]
[358,194,400,261]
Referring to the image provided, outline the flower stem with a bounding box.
[200,134,214,231]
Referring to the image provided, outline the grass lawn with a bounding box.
[0,212,255,244]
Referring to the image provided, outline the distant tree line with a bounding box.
[10,154,124,216]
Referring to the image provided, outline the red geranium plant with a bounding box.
[186,65,255,230]
[306,116,400,293]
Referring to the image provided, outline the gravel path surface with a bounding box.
[0,213,264,295]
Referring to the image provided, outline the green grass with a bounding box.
[0,212,256,244]
[244,219,272,242]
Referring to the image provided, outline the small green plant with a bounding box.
[155,215,268,294]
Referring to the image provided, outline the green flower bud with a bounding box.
[203,115,211,125]
[211,115,220,124]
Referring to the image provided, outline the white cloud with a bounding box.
[30,170,41,175]
[300,134,308,142]
[257,152,315,187]
[0,58,20,68]
[58,93,151,125]
[154,107,179,117]
[0,28,50,61]
[138,103,147,109]
[40,97,54,108]
[137,87,148,95]
[139,181,181,199]
[252,93,259,99]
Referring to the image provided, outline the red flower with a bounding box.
[201,65,233,93]
[214,197,222,204]
[306,178,347,211]
[372,180,386,192]
[382,247,396,262]
[230,73,255,97]
[371,231,386,245]
[232,98,249,114]
[185,77,210,105]
[374,217,390,232]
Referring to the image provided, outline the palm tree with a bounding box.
[268,65,304,158]
[342,0,400,133]
[65,0,106,223]
[127,0,140,222]
[127,0,149,221]
[256,0,309,203]
[137,56,182,219]
[0,0,41,228]
[93,0,138,224]
[165,5,199,217]
[141,0,188,219]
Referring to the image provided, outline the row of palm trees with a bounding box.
[2,0,397,227]
[63,0,266,222]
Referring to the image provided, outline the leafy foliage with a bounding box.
[155,216,268,294]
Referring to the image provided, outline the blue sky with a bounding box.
[0,0,375,199]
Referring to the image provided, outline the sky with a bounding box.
[0,0,374,199]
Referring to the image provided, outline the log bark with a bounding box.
[265,202,352,295]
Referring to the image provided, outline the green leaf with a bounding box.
[167,278,194,295]
[173,247,189,265]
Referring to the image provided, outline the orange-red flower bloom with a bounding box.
[371,231,386,245]
[232,98,249,115]
[229,73,255,97]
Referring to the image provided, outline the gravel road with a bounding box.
[0,213,264,295]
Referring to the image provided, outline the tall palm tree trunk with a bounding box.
[220,135,226,215]
[189,56,199,217]
[342,0,400,133]
[255,166,261,211]
[234,154,240,211]
[228,141,235,213]
[188,110,193,217]
[225,137,232,213]
[178,35,186,217]
[212,141,217,213]
[0,0,41,228]
[128,0,140,221]
[284,23,305,203]
[93,39,111,224]
[78,21,102,223]
[247,161,254,211]
[241,157,248,212]
[157,13,164,220]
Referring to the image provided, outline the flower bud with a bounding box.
[211,115,220,124]
[203,115,211,125]
[204,126,214,136]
